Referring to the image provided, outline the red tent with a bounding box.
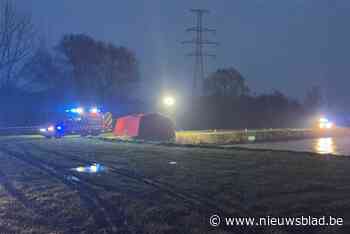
[114,114,143,137]
[113,113,175,141]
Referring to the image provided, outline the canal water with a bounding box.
[238,137,350,156]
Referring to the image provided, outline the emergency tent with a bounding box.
[114,114,141,137]
[113,113,175,141]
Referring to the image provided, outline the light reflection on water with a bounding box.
[72,163,106,174]
[238,137,350,155]
[315,138,336,154]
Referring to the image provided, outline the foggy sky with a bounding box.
[15,0,350,104]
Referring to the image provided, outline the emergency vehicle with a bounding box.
[39,107,108,138]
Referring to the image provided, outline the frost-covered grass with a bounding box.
[0,137,350,233]
[101,128,350,145]
[176,128,350,145]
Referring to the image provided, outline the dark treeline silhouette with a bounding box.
[179,93,307,130]
[0,31,140,125]
[179,68,319,130]
[57,34,139,105]
[0,1,140,126]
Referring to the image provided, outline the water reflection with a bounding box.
[315,138,336,154]
[239,137,350,155]
[72,163,107,174]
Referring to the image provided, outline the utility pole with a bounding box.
[182,9,218,96]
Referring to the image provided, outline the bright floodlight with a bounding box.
[163,96,175,107]
[326,122,333,129]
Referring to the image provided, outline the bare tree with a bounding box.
[0,0,35,90]
[20,47,60,91]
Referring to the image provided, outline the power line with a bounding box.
[182,9,218,96]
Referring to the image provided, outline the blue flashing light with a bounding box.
[65,107,84,115]
[65,108,77,113]
[56,126,63,131]
[90,107,101,114]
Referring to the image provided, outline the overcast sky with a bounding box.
[15,0,350,103]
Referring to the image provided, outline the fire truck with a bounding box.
[39,107,111,138]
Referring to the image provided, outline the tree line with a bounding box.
[0,1,139,125]
[179,68,323,130]
[0,2,138,100]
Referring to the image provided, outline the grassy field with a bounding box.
[0,136,350,233]
[175,128,350,145]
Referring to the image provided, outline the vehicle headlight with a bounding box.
[39,128,47,132]
[47,126,54,132]
[76,107,84,114]
[326,122,333,129]
[318,117,334,129]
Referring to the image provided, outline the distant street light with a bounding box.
[163,96,175,107]
[161,94,178,129]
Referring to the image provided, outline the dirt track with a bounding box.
[0,136,350,233]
